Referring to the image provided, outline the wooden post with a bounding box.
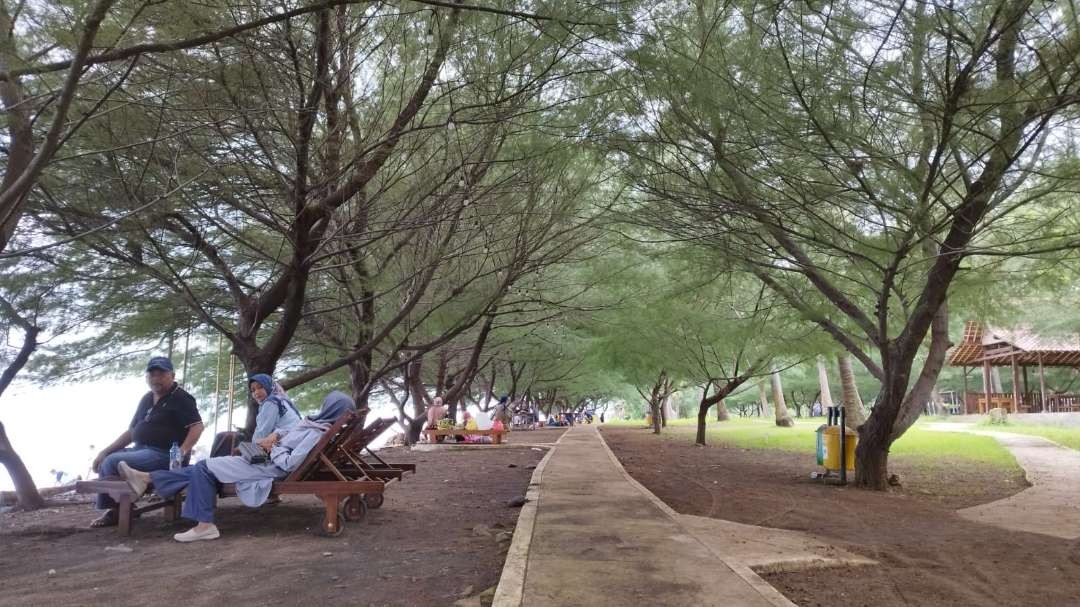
[225,355,237,432]
[1022,366,1030,410]
[212,334,223,436]
[982,360,992,414]
[1039,354,1049,413]
[962,366,969,414]
[1011,352,1021,414]
[180,326,191,384]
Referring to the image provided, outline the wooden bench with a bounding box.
[73,480,181,535]
[423,428,505,444]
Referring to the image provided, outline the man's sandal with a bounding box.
[90,510,118,528]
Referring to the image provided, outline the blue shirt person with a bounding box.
[90,357,203,528]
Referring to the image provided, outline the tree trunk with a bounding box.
[695,401,710,445]
[405,356,430,443]
[647,372,669,434]
[817,356,834,411]
[347,359,371,426]
[853,431,890,489]
[716,397,729,422]
[648,385,662,434]
[770,371,795,427]
[0,420,44,511]
[436,349,449,397]
[696,384,714,445]
[659,394,669,428]
[836,353,867,428]
[788,390,803,418]
[0,313,44,511]
[664,393,677,422]
[931,386,947,416]
[757,381,770,418]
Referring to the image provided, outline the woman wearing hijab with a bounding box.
[248,373,302,448]
[206,374,301,458]
[118,391,357,542]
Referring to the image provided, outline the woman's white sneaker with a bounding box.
[173,525,220,542]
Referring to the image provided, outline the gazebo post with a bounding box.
[962,366,969,414]
[1039,354,1049,413]
[982,360,992,414]
[1011,352,1021,414]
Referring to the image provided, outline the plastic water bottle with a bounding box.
[169,442,182,471]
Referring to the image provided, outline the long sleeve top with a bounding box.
[205,420,329,506]
[252,395,302,440]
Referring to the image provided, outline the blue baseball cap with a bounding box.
[146,356,174,372]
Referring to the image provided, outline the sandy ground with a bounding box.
[601,425,1080,607]
[0,444,551,607]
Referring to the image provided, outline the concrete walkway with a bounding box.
[494,425,871,606]
[929,423,1080,540]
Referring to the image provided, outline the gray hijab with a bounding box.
[308,390,356,424]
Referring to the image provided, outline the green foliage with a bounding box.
[2,0,1079,443]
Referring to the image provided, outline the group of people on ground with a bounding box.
[89,356,356,542]
[545,411,593,426]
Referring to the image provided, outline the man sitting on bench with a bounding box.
[89,357,203,528]
[117,391,356,542]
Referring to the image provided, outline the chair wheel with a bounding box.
[321,512,347,536]
[344,495,368,521]
[364,493,384,509]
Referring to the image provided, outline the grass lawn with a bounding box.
[977,422,1080,451]
[605,417,1019,469]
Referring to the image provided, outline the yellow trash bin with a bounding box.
[822,426,857,471]
[645,413,653,426]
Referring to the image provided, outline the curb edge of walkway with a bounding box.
[492,429,568,607]
[595,427,799,607]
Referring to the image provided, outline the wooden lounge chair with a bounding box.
[326,417,415,509]
[217,411,388,536]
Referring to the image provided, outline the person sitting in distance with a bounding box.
[426,396,447,429]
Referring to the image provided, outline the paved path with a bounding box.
[929,423,1080,540]
[494,425,799,604]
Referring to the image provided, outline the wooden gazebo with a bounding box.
[948,321,1080,414]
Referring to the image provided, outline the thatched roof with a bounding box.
[948,321,1080,367]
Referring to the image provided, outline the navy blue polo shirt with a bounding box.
[129,384,202,450]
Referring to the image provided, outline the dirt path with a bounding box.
[601,425,1080,607]
[928,422,1080,540]
[0,446,545,607]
